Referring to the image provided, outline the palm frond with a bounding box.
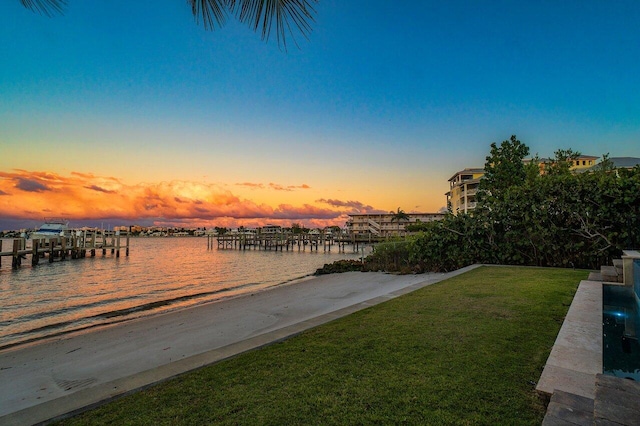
[187,0,230,30]
[18,0,317,49]
[231,0,317,49]
[19,0,66,16]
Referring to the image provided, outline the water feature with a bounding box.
[602,258,640,381]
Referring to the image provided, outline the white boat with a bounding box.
[30,218,71,241]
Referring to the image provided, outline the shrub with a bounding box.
[314,259,363,275]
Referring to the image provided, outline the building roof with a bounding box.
[589,157,640,170]
[609,157,640,168]
[447,168,485,182]
[575,154,599,160]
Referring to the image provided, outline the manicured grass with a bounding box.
[58,266,587,425]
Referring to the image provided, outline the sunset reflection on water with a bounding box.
[0,237,365,349]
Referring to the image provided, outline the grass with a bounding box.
[57,266,587,425]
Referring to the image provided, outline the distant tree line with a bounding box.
[365,136,640,273]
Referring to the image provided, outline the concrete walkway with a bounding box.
[0,266,478,425]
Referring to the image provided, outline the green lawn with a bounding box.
[58,266,587,425]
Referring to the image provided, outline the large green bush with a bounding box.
[366,137,640,273]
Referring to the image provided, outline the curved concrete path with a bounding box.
[0,266,477,425]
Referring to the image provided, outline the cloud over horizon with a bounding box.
[235,182,311,192]
[85,185,117,194]
[15,178,51,193]
[316,198,386,214]
[0,170,369,229]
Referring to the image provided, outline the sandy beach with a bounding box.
[0,267,476,425]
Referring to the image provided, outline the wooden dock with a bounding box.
[208,232,378,253]
[0,230,130,269]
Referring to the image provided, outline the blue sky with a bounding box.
[0,0,639,229]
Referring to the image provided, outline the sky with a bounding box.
[1,0,639,230]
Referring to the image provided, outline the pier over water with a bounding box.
[208,231,379,253]
[0,230,130,269]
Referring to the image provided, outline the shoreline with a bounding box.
[0,270,320,352]
[0,267,478,425]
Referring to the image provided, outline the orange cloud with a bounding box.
[236,182,265,189]
[85,185,117,194]
[270,183,312,191]
[0,171,365,229]
[15,178,51,192]
[236,182,311,191]
[316,198,386,214]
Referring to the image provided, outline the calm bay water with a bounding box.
[0,237,366,350]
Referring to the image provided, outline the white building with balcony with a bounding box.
[346,212,445,237]
[445,168,484,215]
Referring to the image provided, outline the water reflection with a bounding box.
[603,284,640,381]
[0,238,366,349]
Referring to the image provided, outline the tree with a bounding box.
[478,135,530,206]
[291,223,304,234]
[595,153,614,173]
[355,137,640,273]
[406,219,428,233]
[544,148,581,176]
[368,138,640,272]
[18,0,317,49]
[390,207,410,236]
[327,225,341,234]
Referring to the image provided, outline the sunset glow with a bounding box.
[1,1,639,230]
[0,169,395,229]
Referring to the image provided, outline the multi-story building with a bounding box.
[347,212,445,237]
[445,168,484,215]
[534,154,599,173]
[571,155,599,171]
[447,155,602,215]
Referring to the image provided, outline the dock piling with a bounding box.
[32,239,39,266]
[60,237,67,260]
[1,230,130,270]
[12,239,21,269]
